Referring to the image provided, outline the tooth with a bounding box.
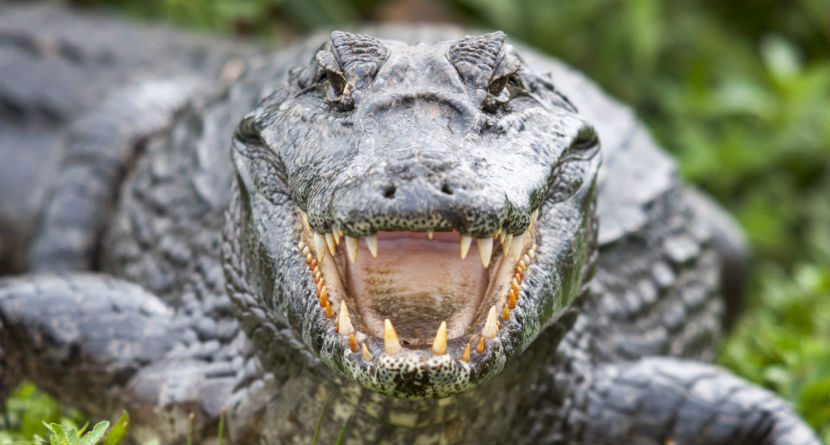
[334,229,341,245]
[324,301,334,318]
[302,246,310,256]
[384,319,402,355]
[460,234,473,259]
[476,337,486,353]
[502,304,510,320]
[502,233,513,251]
[528,248,536,260]
[319,286,328,308]
[345,236,359,264]
[338,301,354,336]
[431,321,448,355]
[349,334,359,352]
[482,306,499,338]
[325,233,337,255]
[476,238,493,268]
[362,343,373,361]
[366,234,378,258]
[495,228,502,239]
[427,230,434,240]
[297,240,306,250]
[530,209,539,226]
[508,291,517,309]
[313,232,327,260]
[511,233,524,261]
[301,211,310,231]
[460,343,471,362]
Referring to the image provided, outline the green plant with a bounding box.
[40,420,109,445]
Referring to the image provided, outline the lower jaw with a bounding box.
[293,214,539,390]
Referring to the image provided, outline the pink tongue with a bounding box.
[345,232,487,344]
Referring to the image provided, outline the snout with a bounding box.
[323,158,510,237]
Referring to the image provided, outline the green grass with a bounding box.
[3,0,828,442]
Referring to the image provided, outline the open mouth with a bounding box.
[295,209,538,365]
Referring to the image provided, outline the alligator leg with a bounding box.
[683,187,750,328]
[577,357,820,445]
[28,77,206,273]
[0,274,186,415]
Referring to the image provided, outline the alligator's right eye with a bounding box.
[325,69,347,97]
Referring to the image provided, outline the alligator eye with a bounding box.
[483,73,522,113]
[325,69,348,97]
[488,75,509,96]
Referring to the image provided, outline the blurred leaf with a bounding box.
[761,35,802,82]
[81,422,109,445]
[102,412,128,445]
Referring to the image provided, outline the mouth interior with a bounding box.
[346,232,488,344]
[297,209,537,358]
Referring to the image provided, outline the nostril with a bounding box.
[441,183,453,195]
[382,185,396,199]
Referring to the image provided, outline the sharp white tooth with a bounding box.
[427,230,434,240]
[460,234,473,259]
[384,319,402,355]
[511,233,524,262]
[365,234,378,258]
[333,229,341,245]
[476,237,493,268]
[301,210,310,230]
[502,233,513,252]
[431,321,448,355]
[338,301,354,336]
[531,209,539,226]
[482,306,499,338]
[362,343,373,361]
[345,236,359,264]
[325,233,337,255]
[313,232,327,260]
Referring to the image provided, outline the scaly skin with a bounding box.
[0,6,819,445]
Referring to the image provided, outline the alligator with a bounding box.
[0,5,820,445]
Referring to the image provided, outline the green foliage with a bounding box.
[6,0,829,442]
[41,419,109,445]
[102,412,129,445]
[0,383,85,445]
[0,385,129,445]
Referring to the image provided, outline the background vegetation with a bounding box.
[3,0,828,442]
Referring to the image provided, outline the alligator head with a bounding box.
[229,31,601,399]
